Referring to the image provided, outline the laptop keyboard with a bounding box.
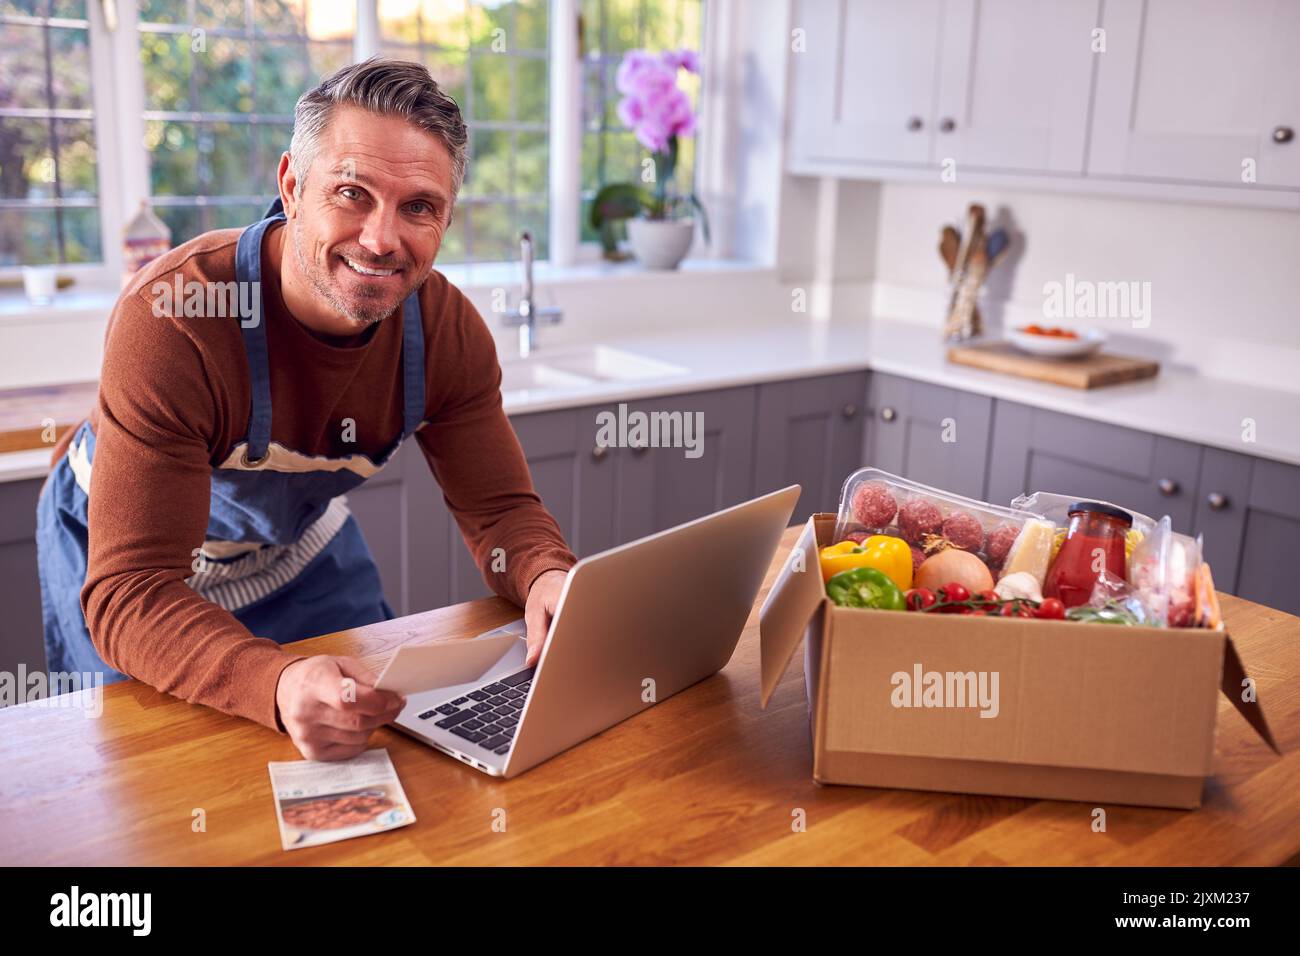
[415,667,535,756]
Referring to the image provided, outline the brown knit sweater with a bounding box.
[51,223,576,732]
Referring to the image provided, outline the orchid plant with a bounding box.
[590,48,710,258]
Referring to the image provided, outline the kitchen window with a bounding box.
[0,0,102,268]
[0,0,713,279]
[579,0,702,249]
[378,0,550,264]
[137,0,354,242]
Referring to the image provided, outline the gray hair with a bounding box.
[289,56,468,202]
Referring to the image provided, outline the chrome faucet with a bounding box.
[503,231,562,358]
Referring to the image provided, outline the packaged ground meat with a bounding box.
[833,468,1045,580]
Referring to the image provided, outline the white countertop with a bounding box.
[497,316,1300,468]
[4,315,1298,483]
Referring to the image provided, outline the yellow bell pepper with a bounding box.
[818,535,913,591]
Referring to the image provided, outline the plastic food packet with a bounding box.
[1124,515,1202,627]
[1080,571,1152,625]
[1193,563,1222,629]
[1010,490,1153,563]
[834,468,1046,584]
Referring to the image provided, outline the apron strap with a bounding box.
[399,291,426,438]
[234,211,283,463]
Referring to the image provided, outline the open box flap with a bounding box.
[758,514,828,708]
[1221,635,1281,754]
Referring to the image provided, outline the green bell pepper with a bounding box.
[826,566,906,611]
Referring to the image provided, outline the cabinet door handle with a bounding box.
[880,406,897,422]
[1157,477,1179,496]
[1206,492,1229,511]
[939,117,956,133]
[841,403,857,420]
[591,445,608,461]
[907,116,923,132]
[1274,125,1295,144]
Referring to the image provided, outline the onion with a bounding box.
[916,548,994,594]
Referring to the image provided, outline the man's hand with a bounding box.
[274,655,406,761]
[524,569,568,666]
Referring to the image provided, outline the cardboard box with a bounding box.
[759,514,1278,809]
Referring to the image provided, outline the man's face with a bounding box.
[281,105,454,327]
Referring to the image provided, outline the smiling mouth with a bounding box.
[340,255,403,278]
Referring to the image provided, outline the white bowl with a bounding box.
[1007,327,1106,358]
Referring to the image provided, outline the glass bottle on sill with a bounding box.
[122,200,171,288]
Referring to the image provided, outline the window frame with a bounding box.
[0,0,730,282]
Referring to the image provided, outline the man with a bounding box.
[36,58,577,761]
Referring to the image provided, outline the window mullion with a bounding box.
[696,0,737,260]
[355,0,380,61]
[85,0,143,279]
[548,0,581,266]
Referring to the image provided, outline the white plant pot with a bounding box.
[627,218,695,270]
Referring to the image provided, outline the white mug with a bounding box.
[22,265,58,305]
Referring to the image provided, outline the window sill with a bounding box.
[0,258,774,324]
[437,257,773,295]
[0,285,119,326]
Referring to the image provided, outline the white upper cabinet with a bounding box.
[787,0,1100,174]
[935,0,1100,174]
[788,0,945,166]
[1088,0,1300,188]
[785,0,1300,203]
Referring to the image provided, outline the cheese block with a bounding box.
[1000,518,1055,586]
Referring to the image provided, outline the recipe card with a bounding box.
[267,748,415,851]
[373,619,525,696]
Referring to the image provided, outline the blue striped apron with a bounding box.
[36,207,425,681]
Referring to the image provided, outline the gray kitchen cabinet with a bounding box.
[347,440,450,617]
[866,372,994,500]
[393,387,761,608]
[447,405,612,604]
[753,372,867,523]
[1194,449,1300,614]
[0,477,47,676]
[602,386,759,543]
[985,401,1203,531]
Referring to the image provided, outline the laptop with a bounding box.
[391,485,800,778]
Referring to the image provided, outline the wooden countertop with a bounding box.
[0,381,96,453]
[0,524,1295,866]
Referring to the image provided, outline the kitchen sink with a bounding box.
[537,345,687,382]
[498,361,592,393]
[499,345,687,395]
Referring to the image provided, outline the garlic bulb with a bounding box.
[995,571,1043,603]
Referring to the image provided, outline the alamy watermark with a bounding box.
[150,276,261,328]
[595,403,704,459]
[1042,273,1151,328]
[50,886,150,936]
[0,665,104,718]
[890,662,1000,718]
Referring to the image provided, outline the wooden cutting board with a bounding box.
[0,381,98,453]
[946,341,1159,389]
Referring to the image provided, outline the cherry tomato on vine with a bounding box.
[939,583,970,604]
[974,589,999,606]
[1035,597,1066,620]
[905,587,937,611]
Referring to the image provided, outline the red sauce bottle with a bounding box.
[1043,501,1132,609]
